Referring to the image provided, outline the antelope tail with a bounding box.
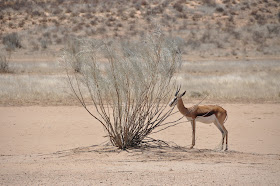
[223,110,228,124]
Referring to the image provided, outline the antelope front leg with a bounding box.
[190,120,196,149]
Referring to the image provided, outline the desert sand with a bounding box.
[1,104,280,185]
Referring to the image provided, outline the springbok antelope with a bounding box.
[169,87,228,151]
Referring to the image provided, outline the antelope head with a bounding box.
[169,86,186,107]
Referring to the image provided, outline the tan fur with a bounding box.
[176,97,228,151]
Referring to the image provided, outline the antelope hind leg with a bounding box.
[214,119,225,151]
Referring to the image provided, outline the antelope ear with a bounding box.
[175,85,181,96]
[181,91,186,97]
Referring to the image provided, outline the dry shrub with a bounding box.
[62,30,182,149]
[129,10,136,18]
[252,31,266,44]
[202,0,216,7]
[3,32,22,51]
[64,38,82,73]
[141,0,148,6]
[90,20,97,26]
[40,39,48,49]
[30,41,39,51]
[96,26,107,34]
[65,8,72,13]
[267,25,280,36]
[0,54,11,73]
[52,8,61,15]
[216,7,224,12]
[173,2,184,13]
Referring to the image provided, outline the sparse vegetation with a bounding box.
[202,0,217,7]
[64,38,83,73]
[62,30,182,149]
[173,2,184,13]
[0,54,11,73]
[216,7,224,12]
[0,0,279,57]
[0,0,279,105]
[2,33,22,51]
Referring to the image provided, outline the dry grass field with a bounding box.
[1,0,280,185]
[0,56,279,105]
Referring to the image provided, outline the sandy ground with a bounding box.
[0,104,280,185]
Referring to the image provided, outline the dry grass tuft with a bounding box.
[0,54,12,73]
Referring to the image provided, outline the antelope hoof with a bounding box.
[190,145,194,149]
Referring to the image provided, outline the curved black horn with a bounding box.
[175,85,181,96]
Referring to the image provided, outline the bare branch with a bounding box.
[61,30,183,149]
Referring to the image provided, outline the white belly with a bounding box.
[186,115,217,124]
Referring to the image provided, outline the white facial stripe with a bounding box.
[169,98,177,106]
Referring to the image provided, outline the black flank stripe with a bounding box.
[197,111,215,117]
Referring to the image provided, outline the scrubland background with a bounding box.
[0,0,280,104]
[1,1,280,185]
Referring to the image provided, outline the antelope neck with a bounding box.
[177,98,192,117]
